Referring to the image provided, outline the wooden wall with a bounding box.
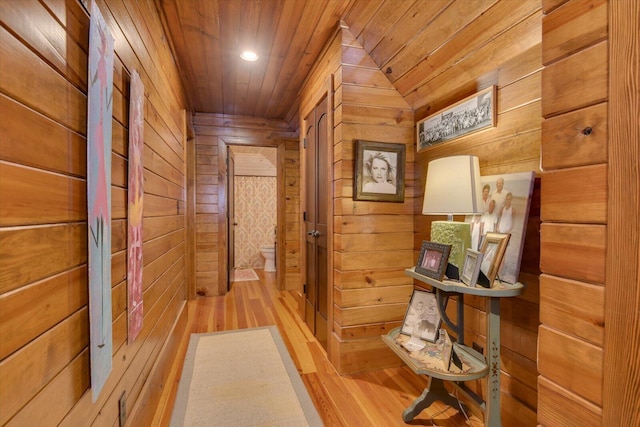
[191,114,300,296]
[538,0,608,425]
[298,23,416,374]
[0,0,188,424]
[349,1,543,425]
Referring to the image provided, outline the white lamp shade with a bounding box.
[422,155,483,215]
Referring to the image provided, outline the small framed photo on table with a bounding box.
[479,232,510,286]
[461,249,483,286]
[416,241,451,281]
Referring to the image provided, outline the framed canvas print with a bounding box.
[416,86,496,152]
[354,140,405,202]
[416,241,451,281]
[400,290,442,343]
[464,171,535,283]
[461,249,483,286]
[479,232,510,286]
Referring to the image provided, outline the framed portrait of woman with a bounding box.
[354,140,405,202]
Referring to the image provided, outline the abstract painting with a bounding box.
[87,1,114,402]
[128,70,144,342]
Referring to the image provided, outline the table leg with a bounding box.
[402,377,461,422]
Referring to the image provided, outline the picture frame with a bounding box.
[460,249,483,286]
[416,86,496,152]
[416,241,451,281]
[400,289,442,343]
[479,232,510,286]
[354,140,405,202]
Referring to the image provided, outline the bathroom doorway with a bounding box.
[229,146,278,273]
[218,137,287,293]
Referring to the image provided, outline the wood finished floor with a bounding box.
[153,270,482,426]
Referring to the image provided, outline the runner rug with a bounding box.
[170,326,323,426]
[231,268,259,282]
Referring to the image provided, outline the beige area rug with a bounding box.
[170,326,323,426]
[231,268,259,282]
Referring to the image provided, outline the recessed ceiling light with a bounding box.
[240,50,259,62]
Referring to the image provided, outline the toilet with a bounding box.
[259,245,276,272]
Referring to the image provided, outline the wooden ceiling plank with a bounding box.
[409,11,542,115]
[160,0,204,110]
[236,0,282,116]
[264,0,349,118]
[252,0,307,118]
[218,0,243,115]
[399,0,541,101]
[341,0,385,40]
[365,0,450,68]
[356,0,417,56]
[383,0,499,83]
[200,0,226,112]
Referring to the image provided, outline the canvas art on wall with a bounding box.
[464,171,535,284]
[87,1,115,402]
[128,70,144,343]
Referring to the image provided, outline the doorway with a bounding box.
[217,139,286,294]
[228,146,278,274]
[303,96,329,349]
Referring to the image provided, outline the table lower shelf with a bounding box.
[382,327,488,382]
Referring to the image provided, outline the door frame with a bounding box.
[299,76,334,352]
[217,137,286,293]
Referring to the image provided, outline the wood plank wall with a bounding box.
[390,3,543,426]
[191,114,300,295]
[603,2,640,425]
[300,13,544,427]
[0,0,188,424]
[299,23,416,375]
[538,0,608,425]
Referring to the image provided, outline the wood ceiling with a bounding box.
[157,0,533,131]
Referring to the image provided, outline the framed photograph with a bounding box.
[401,289,442,342]
[479,232,510,286]
[416,86,496,152]
[464,171,535,283]
[416,241,451,281]
[354,140,405,202]
[461,249,483,286]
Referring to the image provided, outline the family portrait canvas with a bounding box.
[464,171,535,284]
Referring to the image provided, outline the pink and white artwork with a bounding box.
[127,70,144,342]
[87,1,114,402]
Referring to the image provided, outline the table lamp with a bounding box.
[422,155,483,278]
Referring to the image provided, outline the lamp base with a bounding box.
[430,221,471,274]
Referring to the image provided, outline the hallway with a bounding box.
[153,271,482,426]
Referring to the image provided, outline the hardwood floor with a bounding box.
[153,270,482,426]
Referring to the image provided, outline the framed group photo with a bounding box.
[416,86,496,152]
[416,241,451,281]
[401,290,442,343]
[354,140,405,202]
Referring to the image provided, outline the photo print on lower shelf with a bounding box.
[401,289,442,345]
